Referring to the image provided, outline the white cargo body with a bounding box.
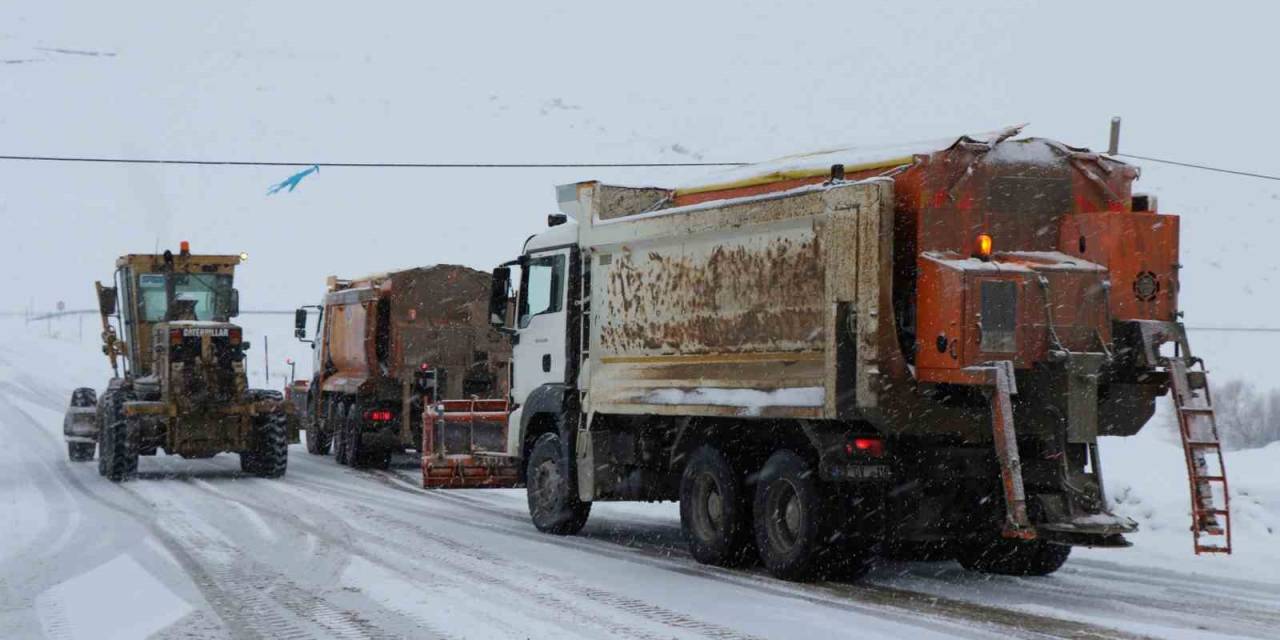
[566,178,897,423]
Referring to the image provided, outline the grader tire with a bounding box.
[97,391,120,477]
[68,442,95,462]
[244,412,289,479]
[105,416,138,482]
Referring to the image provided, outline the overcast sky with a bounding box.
[2,1,1277,381]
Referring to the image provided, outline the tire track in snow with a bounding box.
[223,474,707,640]
[290,468,1007,640]
[361,468,1156,640]
[124,485,398,640]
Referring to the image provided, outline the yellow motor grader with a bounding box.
[66,242,298,480]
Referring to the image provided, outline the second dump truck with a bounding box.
[489,128,1232,580]
[295,265,512,471]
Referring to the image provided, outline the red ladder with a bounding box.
[1167,358,1232,554]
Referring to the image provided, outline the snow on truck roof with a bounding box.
[674,124,1027,197]
[555,124,1033,222]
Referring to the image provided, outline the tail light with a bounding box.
[845,437,885,458]
[169,329,183,346]
[228,328,242,345]
[364,409,394,422]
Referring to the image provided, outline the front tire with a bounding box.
[957,537,1072,576]
[526,432,591,535]
[680,445,755,567]
[753,450,829,581]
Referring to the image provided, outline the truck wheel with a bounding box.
[333,403,350,465]
[957,538,1072,576]
[680,446,755,567]
[753,449,830,581]
[248,413,289,478]
[67,442,95,462]
[526,432,591,535]
[305,405,332,456]
[345,404,364,467]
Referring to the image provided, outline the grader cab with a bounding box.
[66,242,298,480]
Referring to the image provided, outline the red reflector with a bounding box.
[169,329,183,345]
[846,437,885,458]
[364,410,394,422]
[228,328,242,345]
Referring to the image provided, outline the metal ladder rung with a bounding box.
[1186,441,1221,447]
[1195,475,1227,482]
[1195,508,1231,516]
[1178,406,1214,414]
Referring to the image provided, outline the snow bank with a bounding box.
[1081,420,1280,582]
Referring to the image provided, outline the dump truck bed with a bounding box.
[573,179,896,421]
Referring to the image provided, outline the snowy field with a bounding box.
[2,317,1279,640]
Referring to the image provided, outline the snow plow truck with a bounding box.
[294,265,516,482]
[486,126,1232,581]
[67,243,299,481]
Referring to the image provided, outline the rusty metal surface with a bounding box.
[579,181,891,419]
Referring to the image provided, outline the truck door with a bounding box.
[511,248,569,406]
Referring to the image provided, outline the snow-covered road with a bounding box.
[3,325,1279,640]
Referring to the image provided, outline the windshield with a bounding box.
[138,273,234,322]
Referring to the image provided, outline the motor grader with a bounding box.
[66,242,298,480]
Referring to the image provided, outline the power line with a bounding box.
[2,151,1277,183]
[1187,326,1280,334]
[0,154,748,168]
[1118,153,1280,182]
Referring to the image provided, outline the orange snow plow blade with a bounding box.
[421,399,520,489]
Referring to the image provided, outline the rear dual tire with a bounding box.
[305,396,333,456]
[333,403,391,470]
[680,446,755,567]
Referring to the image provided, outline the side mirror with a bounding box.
[489,267,511,327]
[294,308,308,339]
[228,288,240,318]
[95,282,117,316]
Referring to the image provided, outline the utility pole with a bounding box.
[263,335,270,388]
[1108,116,1121,155]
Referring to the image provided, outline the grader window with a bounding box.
[139,273,234,322]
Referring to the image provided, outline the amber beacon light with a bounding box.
[975,233,993,260]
